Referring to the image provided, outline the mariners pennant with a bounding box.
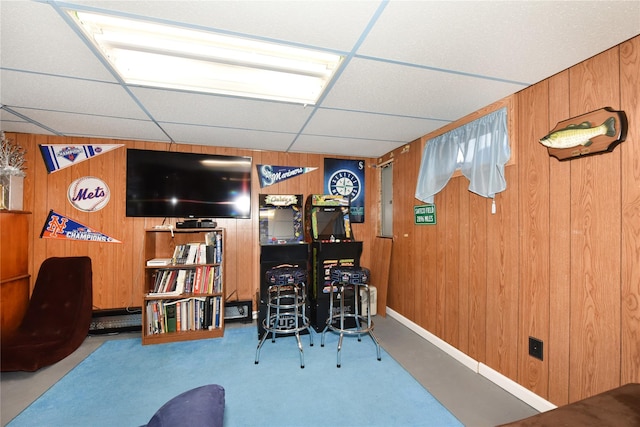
[39,144,124,173]
[40,210,121,243]
[257,164,317,188]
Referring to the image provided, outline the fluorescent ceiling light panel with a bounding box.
[68,11,343,104]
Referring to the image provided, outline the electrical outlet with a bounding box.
[529,337,543,361]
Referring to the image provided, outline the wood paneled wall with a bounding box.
[379,35,640,405]
[10,134,380,314]
[8,34,639,408]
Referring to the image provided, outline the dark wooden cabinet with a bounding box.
[0,210,31,336]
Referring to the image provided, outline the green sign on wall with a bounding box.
[414,204,436,225]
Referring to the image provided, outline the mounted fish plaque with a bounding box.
[539,107,627,161]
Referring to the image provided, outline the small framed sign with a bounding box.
[414,204,436,225]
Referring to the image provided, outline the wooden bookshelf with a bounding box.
[0,211,31,338]
[142,228,225,345]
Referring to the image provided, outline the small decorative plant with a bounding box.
[0,131,26,177]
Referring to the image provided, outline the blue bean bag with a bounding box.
[145,384,225,427]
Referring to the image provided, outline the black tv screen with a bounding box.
[126,149,252,219]
[314,207,349,239]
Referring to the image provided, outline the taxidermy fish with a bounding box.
[539,117,616,149]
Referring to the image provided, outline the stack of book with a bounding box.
[145,296,222,335]
[149,265,222,295]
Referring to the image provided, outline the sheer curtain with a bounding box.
[415,107,510,204]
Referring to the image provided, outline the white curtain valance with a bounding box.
[415,107,510,204]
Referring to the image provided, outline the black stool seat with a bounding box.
[322,266,380,367]
[330,266,370,285]
[266,267,307,285]
[256,266,313,368]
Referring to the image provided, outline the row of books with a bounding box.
[150,265,222,295]
[170,243,212,265]
[146,296,222,335]
[170,231,223,265]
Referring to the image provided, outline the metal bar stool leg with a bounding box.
[323,266,381,367]
[255,328,269,364]
[256,266,313,368]
[337,284,345,368]
[302,282,314,347]
[321,282,336,347]
[364,283,381,361]
[354,285,363,342]
[293,286,305,368]
[255,284,278,364]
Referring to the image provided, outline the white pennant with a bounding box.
[39,144,124,173]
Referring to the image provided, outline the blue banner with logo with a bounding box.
[40,210,121,243]
[257,164,317,188]
[324,158,365,223]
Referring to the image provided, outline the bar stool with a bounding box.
[255,265,313,368]
[321,266,381,368]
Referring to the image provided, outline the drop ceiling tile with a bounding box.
[160,122,296,152]
[131,87,313,132]
[9,108,169,142]
[1,70,149,120]
[1,109,57,136]
[359,1,640,84]
[306,108,444,143]
[0,1,117,82]
[292,134,403,158]
[323,57,524,121]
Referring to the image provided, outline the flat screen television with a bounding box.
[126,149,252,219]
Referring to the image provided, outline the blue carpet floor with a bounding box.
[8,326,463,427]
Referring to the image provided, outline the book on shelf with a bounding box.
[151,269,171,294]
[169,242,219,265]
[203,231,223,264]
[174,269,188,294]
[150,266,221,296]
[164,301,177,333]
[147,303,159,334]
[171,244,187,264]
[214,296,221,329]
[205,245,215,264]
[184,243,199,265]
[146,258,172,266]
[160,270,178,294]
[176,301,182,332]
[204,231,215,246]
[194,266,203,294]
[150,267,203,296]
[145,296,222,335]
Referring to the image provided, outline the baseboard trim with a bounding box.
[386,307,557,413]
[478,363,557,412]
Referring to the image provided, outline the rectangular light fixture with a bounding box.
[68,10,343,105]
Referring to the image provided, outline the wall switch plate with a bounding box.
[529,337,543,361]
